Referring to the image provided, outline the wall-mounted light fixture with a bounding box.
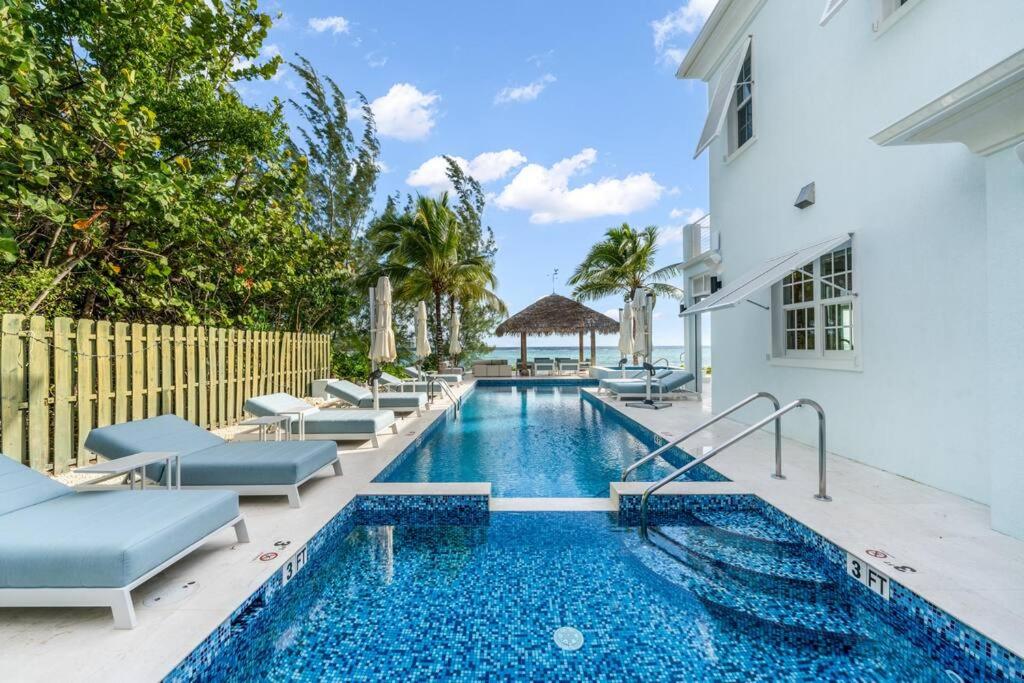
[794,182,816,209]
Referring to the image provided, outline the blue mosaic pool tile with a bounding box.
[617,492,759,524]
[353,493,490,526]
[372,389,470,482]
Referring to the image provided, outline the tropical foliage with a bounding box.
[568,223,683,303]
[0,0,503,378]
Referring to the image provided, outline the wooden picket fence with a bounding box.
[0,314,332,474]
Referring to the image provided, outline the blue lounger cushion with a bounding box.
[244,392,396,435]
[601,371,696,395]
[0,456,72,516]
[325,380,427,411]
[0,487,239,588]
[84,414,338,484]
[169,442,338,486]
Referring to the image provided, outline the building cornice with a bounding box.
[676,0,766,82]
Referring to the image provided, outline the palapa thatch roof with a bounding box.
[494,294,619,337]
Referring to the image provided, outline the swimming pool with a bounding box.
[377,383,726,497]
[171,501,1010,682]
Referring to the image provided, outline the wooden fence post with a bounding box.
[173,325,185,417]
[145,324,159,417]
[94,320,112,431]
[197,327,208,428]
[160,324,173,414]
[113,322,129,425]
[53,317,74,474]
[27,316,49,472]
[185,326,197,423]
[1,315,25,464]
[130,323,144,421]
[75,319,94,465]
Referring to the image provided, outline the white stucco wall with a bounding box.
[986,146,1024,537]
[701,0,1024,506]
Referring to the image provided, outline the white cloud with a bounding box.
[670,207,705,222]
[651,1,718,66]
[604,308,621,321]
[308,16,350,34]
[371,84,440,141]
[407,150,527,192]
[494,74,556,104]
[495,148,664,224]
[365,52,388,68]
[668,186,682,196]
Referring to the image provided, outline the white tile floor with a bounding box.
[3,378,1023,681]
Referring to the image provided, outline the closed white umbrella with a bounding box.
[415,301,432,359]
[632,292,648,361]
[448,309,462,358]
[618,302,634,360]
[370,276,396,409]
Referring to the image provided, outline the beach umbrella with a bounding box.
[415,301,432,359]
[448,309,462,358]
[370,276,396,409]
[632,291,649,360]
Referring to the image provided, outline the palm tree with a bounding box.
[367,194,504,355]
[568,223,683,303]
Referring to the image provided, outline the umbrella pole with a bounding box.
[369,287,379,411]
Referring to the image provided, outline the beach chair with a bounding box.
[555,357,580,375]
[0,456,248,628]
[533,357,555,375]
[324,380,427,416]
[243,393,398,448]
[405,366,462,385]
[84,415,341,508]
[378,371,434,393]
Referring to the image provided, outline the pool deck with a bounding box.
[4,376,1024,680]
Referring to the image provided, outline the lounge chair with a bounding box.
[379,371,433,393]
[243,393,398,448]
[599,370,697,400]
[533,357,555,375]
[325,380,427,416]
[84,415,341,508]
[556,357,580,375]
[0,456,248,628]
[405,366,462,385]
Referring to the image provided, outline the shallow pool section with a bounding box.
[179,507,995,682]
[377,383,725,496]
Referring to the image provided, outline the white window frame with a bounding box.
[727,44,755,156]
[874,0,924,35]
[769,246,861,371]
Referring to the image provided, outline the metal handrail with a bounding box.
[638,398,829,540]
[652,357,670,367]
[621,392,782,482]
[428,377,460,416]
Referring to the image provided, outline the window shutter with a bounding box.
[820,0,851,26]
[693,36,752,159]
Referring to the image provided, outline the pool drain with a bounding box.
[553,626,584,651]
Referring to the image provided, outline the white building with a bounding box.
[677,0,1024,539]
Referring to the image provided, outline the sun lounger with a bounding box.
[599,370,697,400]
[533,357,555,375]
[0,456,248,628]
[84,415,341,508]
[243,393,398,447]
[379,371,433,393]
[324,380,427,416]
[405,366,462,385]
[555,357,580,375]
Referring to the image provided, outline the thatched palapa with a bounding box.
[494,294,619,369]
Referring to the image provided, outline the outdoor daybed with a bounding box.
[0,455,248,628]
[379,371,433,393]
[244,392,398,447]
[325,380,427,416]
[84,414,341,508]
[599,370,697,400]
[406,365,463,384]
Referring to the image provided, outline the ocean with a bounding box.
[475,346,712,370]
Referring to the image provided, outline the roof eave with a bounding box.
[676,0,766,81]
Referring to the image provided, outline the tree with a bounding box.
[287,56,380,240]
[568,223,683,303]
[366,194,504,361]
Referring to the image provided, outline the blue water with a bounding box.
[379,384,726,497]
[193,511,964,681]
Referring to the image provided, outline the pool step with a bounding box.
[655,524,832,585]
[688,509,801,544]
[625,529,870,638]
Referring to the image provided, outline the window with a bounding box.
[772,246,857,365]
[729,49,754,152]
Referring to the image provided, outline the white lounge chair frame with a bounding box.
[239,405,401,449]
[0,515,249,629]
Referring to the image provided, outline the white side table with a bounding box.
[77,451,182,490]
[240,415,291,442]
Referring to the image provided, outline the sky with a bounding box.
[239,0,719,347]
